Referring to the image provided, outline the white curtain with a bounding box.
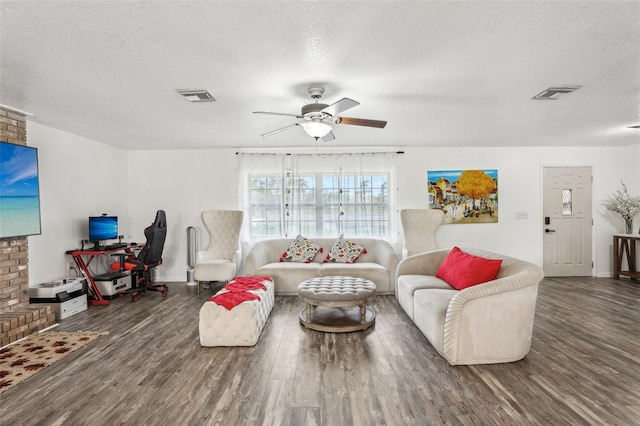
[237,152,398,241]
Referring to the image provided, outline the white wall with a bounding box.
[397,146,625,276]
[27,122,128,285]
[127,149,239,282]
[22,121,638,285]
[128,144,634,281]
[624,143,640,205]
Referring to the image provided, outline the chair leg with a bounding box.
[196,280,228,296]
[130,270,168,302]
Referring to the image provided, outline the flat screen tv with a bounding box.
[0,141,42,239]
[88,215,118,245]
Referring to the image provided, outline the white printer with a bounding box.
[29,277,88,320]
[93,271,131,297]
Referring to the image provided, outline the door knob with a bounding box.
[545,229,556,233]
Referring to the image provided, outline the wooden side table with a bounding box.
[613,234,640,280]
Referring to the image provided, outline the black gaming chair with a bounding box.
[111,210,169,302]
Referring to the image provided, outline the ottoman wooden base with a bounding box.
[199,277,274,347]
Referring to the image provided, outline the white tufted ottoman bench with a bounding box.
[297,276,376,333]
[199,276,274,347]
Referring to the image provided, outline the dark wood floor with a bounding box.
[1,276,640,425]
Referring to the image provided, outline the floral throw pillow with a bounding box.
[323,236,367,264]
[279,235,322,263]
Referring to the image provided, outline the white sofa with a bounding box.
[245,238,399,295]
[396,248,544,365]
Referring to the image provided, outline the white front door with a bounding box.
[542,166,593,276]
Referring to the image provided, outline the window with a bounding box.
[249,174,284,237]
[562,189,572,215]
[239,153,397,240]
[323,173,390,236]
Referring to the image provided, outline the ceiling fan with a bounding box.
[253,87,387,142]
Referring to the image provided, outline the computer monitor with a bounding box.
[88,216,118,248]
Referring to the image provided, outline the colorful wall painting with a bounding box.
[427,169,498,224]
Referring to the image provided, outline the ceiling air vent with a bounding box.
[177,89,216,103]
[531,86,581,100]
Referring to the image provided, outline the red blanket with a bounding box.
[228,276,272,285]
[224,281,267,292]
[208,276,272,310]
[210,291,261,310]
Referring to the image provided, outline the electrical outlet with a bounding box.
[66,261,74,272]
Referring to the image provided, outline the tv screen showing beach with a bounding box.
[0,141,42,238]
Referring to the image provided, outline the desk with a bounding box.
[613,234,640,280]
[69,245,141,305]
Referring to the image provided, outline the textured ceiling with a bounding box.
[1,1,639,150]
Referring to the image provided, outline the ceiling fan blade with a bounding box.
[321,131,335,142]
[336,117,387,128]
[260,123,299,137]
[321,98,359,117]
[254,111,303,118]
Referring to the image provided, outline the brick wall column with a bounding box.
[0,107,29,314]
[0,107,56,346]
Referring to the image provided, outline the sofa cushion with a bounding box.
[321,262,390,292]
[413,288,458,356]
[435,247,502,290]
[323,236,367,263]
[253,262,322,295]
[396,275,451,319]
[193,259,237,282]
[280,235,322,263]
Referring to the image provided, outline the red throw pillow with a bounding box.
[435,247,502,290]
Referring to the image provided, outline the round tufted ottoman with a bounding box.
[297,276,376,332]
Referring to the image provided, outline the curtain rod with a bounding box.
[236,151,405,155]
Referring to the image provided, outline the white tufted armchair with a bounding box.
[400,209,444,258]
[193,210,243,292]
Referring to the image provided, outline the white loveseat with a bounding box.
[396,248,544,365]
[245,238,399,295]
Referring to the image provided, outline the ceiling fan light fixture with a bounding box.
[299,120,332,138]
[255,87,386,141]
